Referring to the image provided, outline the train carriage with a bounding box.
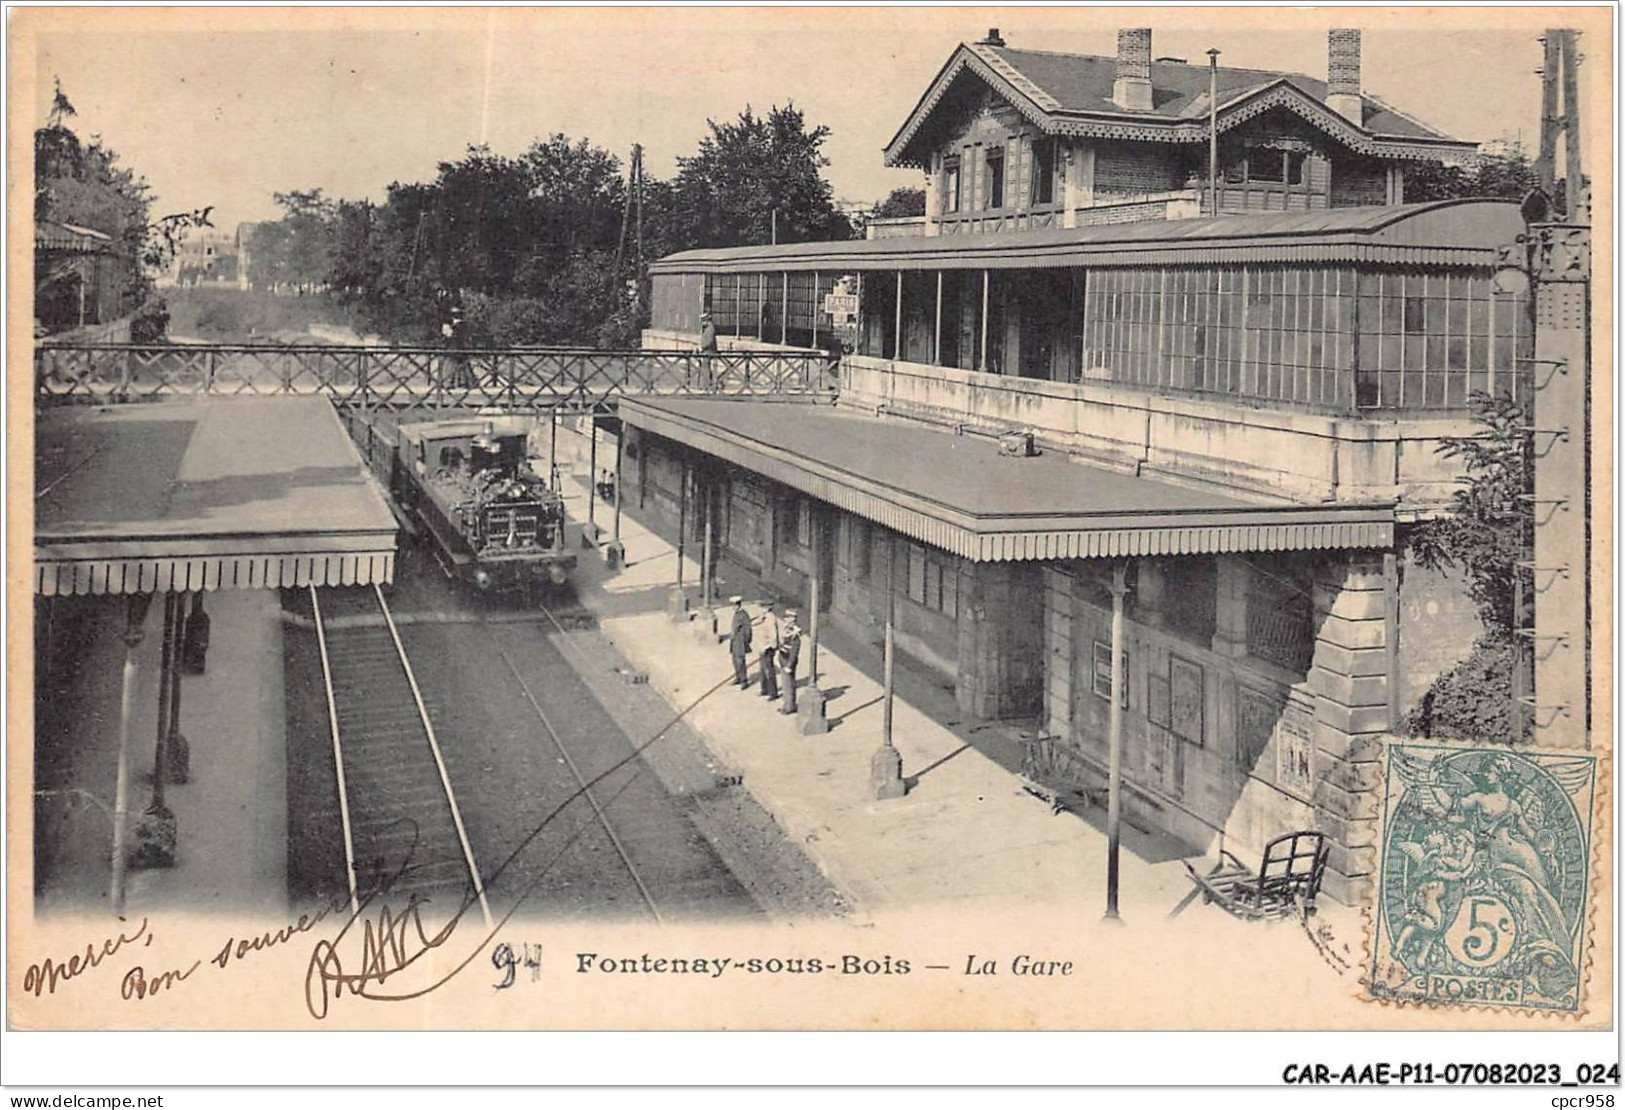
[393,414,576,591]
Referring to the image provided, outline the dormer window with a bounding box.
[985,147,1005,210]
[943,156,962,213]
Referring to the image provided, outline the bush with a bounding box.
[129,298,170,343]
[1405,636,1528,744]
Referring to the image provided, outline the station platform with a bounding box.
[550,420,1362,943]
[33,588,290,918]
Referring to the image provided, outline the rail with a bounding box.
[35,342,835,412]
[309,585,361,917]
[374,583,495,930]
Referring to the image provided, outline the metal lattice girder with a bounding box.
[34,343,833,412]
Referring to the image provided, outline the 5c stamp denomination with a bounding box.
[1369,744,1598,1013]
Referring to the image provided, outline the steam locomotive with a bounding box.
[392,414,576,591]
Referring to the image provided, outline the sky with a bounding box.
[22,7,1609,234]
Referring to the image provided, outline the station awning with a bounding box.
[34,396,398,596]
[619,397,1393,562]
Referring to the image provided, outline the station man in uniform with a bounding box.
[727,596,753,688]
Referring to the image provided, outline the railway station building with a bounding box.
[625,28,1522,905]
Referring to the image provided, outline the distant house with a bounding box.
[886,28,1475,232]
[171,230,240,287]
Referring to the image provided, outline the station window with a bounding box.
[1031,138,1057,206]
[985,147,1005,210]
[904,542,958,618]
[943,157,961,214]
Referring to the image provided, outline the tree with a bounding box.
[669,104,853,249]
[1405,141,1541,204]
[874,186,926,219]
[1404,390,1533,743]
[34,81,211,329]
[1407,390,1529,635]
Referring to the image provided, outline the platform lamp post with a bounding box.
[696,470,717,642]
[871,534,907,799]
[110,592,153,918]
[1103,560,1130,923]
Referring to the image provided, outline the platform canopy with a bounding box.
[620,397,1393,562]
[34,396,398,596]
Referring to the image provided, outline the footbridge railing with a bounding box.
[34,343,835,412]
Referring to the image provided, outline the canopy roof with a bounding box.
[650,199,1523,276]
[884,41,1476,168]
[619,397,1392,562]
[34,396,398,596]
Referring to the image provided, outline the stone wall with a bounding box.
[841,354,1477,512]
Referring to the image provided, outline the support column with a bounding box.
[1104,561,1129,922]
[933,272,943,366]
[894,271,904,361]
[811,271,820,348]
[668,458,690,620]
[585,416,599,547]
[781,271,789,346]
[1210,555,1249,658]
[1308,553,1390,907]
[548,409,558,491]
[110,592,152,917]
[606,423,626,568]
[696,474,716,641]
[980,270,990,372]
[799,506,829,735]
[871,535,906,799]
[131,593,179,870]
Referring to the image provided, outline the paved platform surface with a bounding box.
[35,588,289,919]
[551,421,1361,931]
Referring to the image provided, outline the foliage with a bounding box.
[1406,390,1530,636]
[1404,637,1525,744]
[244,189,337,291]
[873,186,926,219]
[1404,142,1541,204]
[34,79,213,325]
[305,102,851,346]
[668,104,854,249]
[129,298,170,344]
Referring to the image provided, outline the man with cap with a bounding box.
[758,604,781,701]
[727,596,752,688]
[779,608,803,715]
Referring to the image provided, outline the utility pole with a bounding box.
[1510,29,1590,747]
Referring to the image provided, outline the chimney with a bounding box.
[1113,28,1154,111]
[978,27,1005,47]
[1326,28,1363,124]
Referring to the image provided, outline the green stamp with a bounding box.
[1370,744,1597,1013]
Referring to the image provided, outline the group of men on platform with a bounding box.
[727,594,803,715]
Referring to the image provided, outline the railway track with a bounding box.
[298,582,720,925]
[309,584,491,926]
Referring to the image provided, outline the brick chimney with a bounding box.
[1326,28,1363,124]
[978,27,1005,47]
[1113,28,1154,111]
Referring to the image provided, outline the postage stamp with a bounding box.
[1369,743,1599,1013]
